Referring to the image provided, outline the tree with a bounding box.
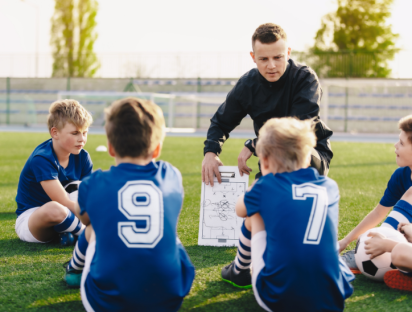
[50,0,99,77]
[310,0,399,78]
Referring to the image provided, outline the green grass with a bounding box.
[0,132,411,311]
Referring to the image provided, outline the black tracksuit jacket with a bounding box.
[203,58,333,174]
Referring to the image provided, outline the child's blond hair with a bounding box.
[47,99,92,132]
[399,115,412,144]
[104,97,165,158]
[256,117,316,172]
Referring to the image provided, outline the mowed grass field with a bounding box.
[1,132,412,311]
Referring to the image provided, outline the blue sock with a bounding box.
[234,220,251,274]
[54,208,85,236]
[382,200,412,229]
[68,230,88,271]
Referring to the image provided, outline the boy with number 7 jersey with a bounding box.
[64,97,195,311]
[222,117,354,312]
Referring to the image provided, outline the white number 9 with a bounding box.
[118,181,164,248]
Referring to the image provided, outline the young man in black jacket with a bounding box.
[202,23,333,189]
[202,23,334,289]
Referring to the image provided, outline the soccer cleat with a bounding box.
[59,233,76,246]
[63,261,82,288]
[384,270,412,291]
[221,261,252,289]
[341,249,361,274]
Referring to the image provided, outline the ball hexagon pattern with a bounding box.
[354,226,407,282]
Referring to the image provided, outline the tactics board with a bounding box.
[198,166,249,246]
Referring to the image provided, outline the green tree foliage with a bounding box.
[310,0,399,77]
[51,0,99,77]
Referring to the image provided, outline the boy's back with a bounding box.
[245,167,353,311]
[79,160,194,311]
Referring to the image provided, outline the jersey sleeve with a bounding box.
[244,180,263,217]
[172,165,184,200]
[78,174,92,215]
[80,152,93,180]
[30,156,58,182]
[380,169,406,207]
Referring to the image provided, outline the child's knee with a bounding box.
[84,224,94,243]
[42,202,68,223]
[392,243,412,268]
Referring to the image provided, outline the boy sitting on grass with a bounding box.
[15,99,92,244]
[364,191,412,291]
[340,115,412,273]
[65,97,195,311]
[221,117,354,312]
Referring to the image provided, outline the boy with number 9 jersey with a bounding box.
[66,97,195,311]
[223,117,354,311]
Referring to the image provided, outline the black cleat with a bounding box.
[221,261,252,289]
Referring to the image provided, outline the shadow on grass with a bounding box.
[0,182,18,187]
[181,280,260,311]
[0,212,17,220]
[185,245,237,270]
[28,301,84,312]
[0,238,74,258]
[345,274,412,310]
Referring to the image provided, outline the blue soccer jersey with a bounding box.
[15,139,92,216]
[244,167,354,312]
[380,167,412,207]
[78,161,195,312]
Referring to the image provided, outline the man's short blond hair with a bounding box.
[47,99,92,132]
[104,97,165,158]
[399,115,412,144]
[256,117,316,172]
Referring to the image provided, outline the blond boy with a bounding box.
[15,99,92,243]
[221,117,353,312]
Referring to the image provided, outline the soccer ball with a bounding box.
[59,232,75,246]
[355,226,408,281]
[64,181,81,202]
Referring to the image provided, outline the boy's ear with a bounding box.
[107,141,116,158]
[152,143,162,159]
[261,156,270,169]
[50,127,59,139]
[250,51,256,64]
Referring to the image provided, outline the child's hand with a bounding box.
[338,238,349,253]
[365,232,387,259]
[399,223,412,243]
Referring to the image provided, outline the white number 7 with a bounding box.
[292,183,328,245]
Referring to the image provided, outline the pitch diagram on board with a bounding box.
[198,166,249,246]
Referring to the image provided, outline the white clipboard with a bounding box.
[198,166,249,246]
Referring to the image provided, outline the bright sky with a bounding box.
[0,0,411,76]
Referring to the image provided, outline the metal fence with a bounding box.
[1,78,412,133]
[0,51,410,79]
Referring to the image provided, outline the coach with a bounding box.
[202,23,333,186]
